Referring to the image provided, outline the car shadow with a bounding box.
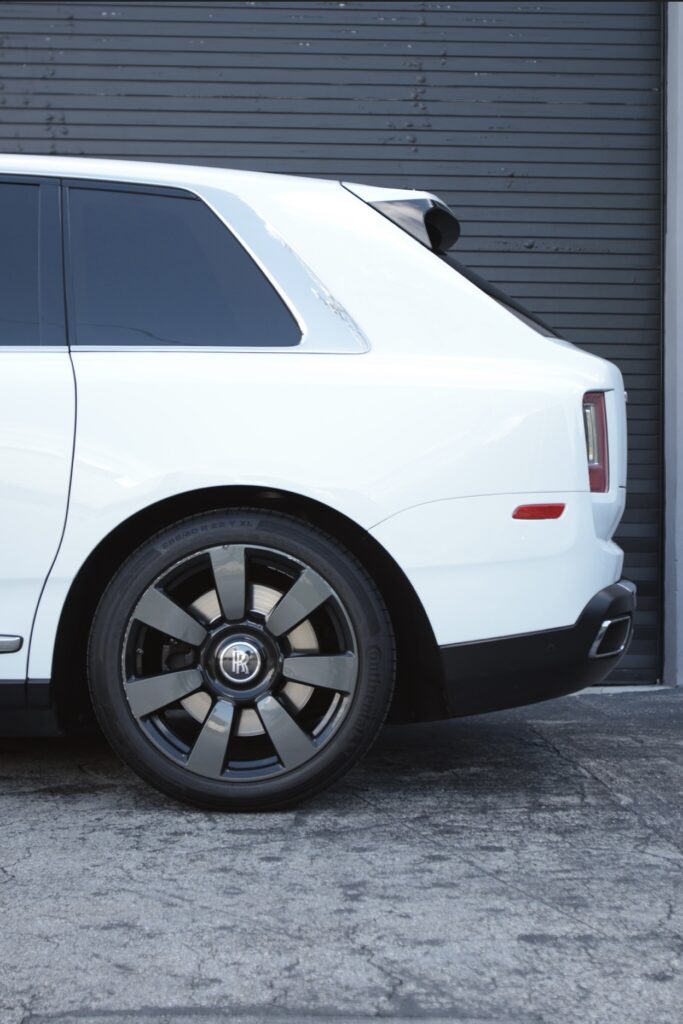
[0,707,583,811]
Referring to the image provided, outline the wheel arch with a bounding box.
[49,486,447,732]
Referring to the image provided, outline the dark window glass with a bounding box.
[67,187,300,347]
[0,183,40,346]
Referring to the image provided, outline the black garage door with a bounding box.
[0,0,663,681]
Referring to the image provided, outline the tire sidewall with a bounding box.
[88,509,394,810]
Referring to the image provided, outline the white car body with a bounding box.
[0,155,632,737]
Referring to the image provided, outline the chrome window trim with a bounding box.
[71,346,366,355]
[0,346,69,353]
[197,185,369,355]
[60,176,368,355]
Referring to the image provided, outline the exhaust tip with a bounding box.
[589,615,632,659]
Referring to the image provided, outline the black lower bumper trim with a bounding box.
[440,580,636,717]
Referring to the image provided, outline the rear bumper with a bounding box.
[439,579,636,717]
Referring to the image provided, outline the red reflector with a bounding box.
[512,504,565,520]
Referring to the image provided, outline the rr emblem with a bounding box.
[231,648,251,675]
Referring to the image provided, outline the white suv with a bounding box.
[0,156,635,810]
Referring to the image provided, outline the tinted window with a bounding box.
[67,187,301,347]
[0,183,40,346]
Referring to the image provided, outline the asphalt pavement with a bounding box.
[1,689,682,1024]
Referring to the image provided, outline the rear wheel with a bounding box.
[88,509,395,810]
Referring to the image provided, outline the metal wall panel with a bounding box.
[0,1,663,680]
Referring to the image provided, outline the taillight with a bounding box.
[583,392,609,493]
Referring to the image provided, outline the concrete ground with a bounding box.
[1,690,682,1024]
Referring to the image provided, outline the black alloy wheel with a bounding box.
[88,509,395,810]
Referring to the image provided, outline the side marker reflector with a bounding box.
[512,503,565,520]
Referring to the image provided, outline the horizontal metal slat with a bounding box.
[0,0,661,682]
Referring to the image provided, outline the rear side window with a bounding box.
[0,183,40,346]
[66,186,301,348]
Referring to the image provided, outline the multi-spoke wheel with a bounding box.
[88,509,395,809]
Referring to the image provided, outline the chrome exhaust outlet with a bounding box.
[589,615,632,660]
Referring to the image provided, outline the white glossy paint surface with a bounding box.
[0,157,627,680]
[371,492,624,646]
[0,352,74,679]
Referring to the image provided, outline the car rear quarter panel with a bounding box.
[29,343,620,676]
[25,169,627,674]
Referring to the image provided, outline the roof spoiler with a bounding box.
[342,181,461,253]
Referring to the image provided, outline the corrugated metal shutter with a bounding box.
[0,0,662,681]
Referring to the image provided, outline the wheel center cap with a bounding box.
[216,637,263,686]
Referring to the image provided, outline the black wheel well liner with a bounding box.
[50,486,447,732]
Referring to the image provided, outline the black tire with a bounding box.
[87,508,395,810]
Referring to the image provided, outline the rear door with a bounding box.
[0,176,75,702]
